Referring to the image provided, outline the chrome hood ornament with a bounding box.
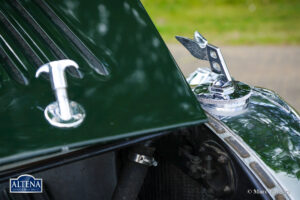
[36,59,85,128]
[176,32,251,116]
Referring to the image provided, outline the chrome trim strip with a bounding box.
[224,136,250,158]
[249,161,276,189]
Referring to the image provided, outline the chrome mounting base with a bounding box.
[44,101,86,128]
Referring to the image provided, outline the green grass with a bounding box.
[141,0,300,45]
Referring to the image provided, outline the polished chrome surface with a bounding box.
[176,31,232,82]
[128,152,158,167]
[194,81,252,116]
[35,59,85,128]
[178,32,252,116]
[187,67,251,116]
[186,68,219,87]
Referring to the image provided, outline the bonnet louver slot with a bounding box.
[0,0,108,86]
[33,0,109,76]
[0,37,29,85]
[0,11,40,85]
[0,11,43,68]
[9,0,81,78]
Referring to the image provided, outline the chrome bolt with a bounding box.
[223,185,231,193]
[217,155,228,164]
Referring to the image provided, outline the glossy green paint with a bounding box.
[0,0,206,164]
[221,87,300,198]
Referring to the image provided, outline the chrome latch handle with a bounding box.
[36,59,85,128]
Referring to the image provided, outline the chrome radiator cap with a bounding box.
[177,32,251,116]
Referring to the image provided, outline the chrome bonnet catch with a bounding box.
[176,32,251,116]
[36,59,85,128]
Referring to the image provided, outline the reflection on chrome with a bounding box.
[178,32,252,117]
[36,60,86,128]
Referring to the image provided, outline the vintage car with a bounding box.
[0,0,299,200]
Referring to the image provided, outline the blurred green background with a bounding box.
[141,0,300,45]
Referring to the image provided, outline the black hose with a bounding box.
[112,143,156,200]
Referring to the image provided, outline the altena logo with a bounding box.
[10,174,43,193]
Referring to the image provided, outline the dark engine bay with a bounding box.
[0,125,269,200]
